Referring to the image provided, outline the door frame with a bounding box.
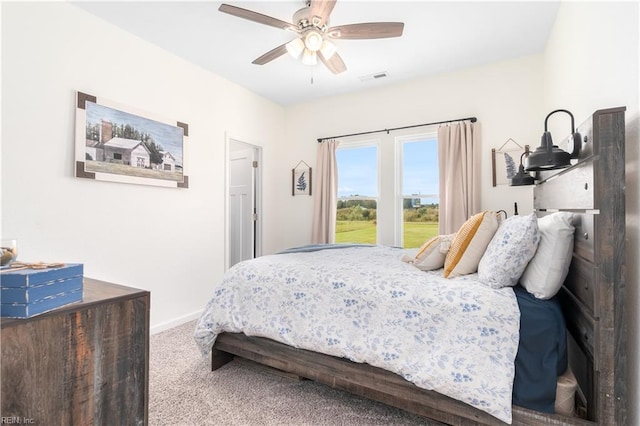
[225,134,263,270]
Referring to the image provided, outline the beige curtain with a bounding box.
[438,121,481,234]
[311,140,340,243]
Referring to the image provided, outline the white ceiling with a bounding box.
[73,1,560,106]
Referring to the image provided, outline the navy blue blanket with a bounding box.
[512,285,567,413]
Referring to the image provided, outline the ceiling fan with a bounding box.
[218,1,404,75]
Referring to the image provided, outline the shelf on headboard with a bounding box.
[533,107,626,425]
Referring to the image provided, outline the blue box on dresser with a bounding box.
[0,263,83,318]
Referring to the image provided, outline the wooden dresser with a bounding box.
[1,278,150,426]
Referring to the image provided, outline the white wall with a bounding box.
[3,8,637,418]
[281,54,544,249]
[0,2,286,332]
[542,2,640,423]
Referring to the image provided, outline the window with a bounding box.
[335,142,379,244]
[397,134,439,248]
[333,132,438,248]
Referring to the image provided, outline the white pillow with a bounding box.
[444,211,500,278]
[402,234,455,271]
[478,213,540,289]
[520,212,575,299]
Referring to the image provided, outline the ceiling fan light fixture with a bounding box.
[301,49,318,66]
[304,30,324,52]
[218,2,405,76]
[319,39,337,59]
[286,38,305,58]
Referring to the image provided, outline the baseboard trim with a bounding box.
[151,310,203,335]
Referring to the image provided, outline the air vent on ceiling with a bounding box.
[359,71,389,82]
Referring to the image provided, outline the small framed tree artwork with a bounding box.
[491,138,523,186]
[292,161,312,196]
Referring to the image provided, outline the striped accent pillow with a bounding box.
[444,211,500,278]
[403,234,455,271]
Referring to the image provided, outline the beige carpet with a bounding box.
[149,320,443,425]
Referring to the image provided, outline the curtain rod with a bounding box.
[317,116,477,143]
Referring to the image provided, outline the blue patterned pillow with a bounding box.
[478,213,540,289]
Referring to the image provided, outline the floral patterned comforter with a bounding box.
[194,245,519,423]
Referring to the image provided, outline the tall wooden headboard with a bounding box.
[534,107,626,425]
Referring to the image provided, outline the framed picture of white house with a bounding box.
[75,91,189,188]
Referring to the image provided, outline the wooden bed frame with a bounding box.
[211,107,626,425]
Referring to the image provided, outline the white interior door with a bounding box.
[229,146,256,267]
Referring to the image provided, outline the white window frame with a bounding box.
[335,138,381,244]
[394,131,438,247]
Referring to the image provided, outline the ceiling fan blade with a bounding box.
[327,22,404,39]
[252,43,288,65]
[319,51,346,75]
[309,0,337,27]
[219,4,298,32]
